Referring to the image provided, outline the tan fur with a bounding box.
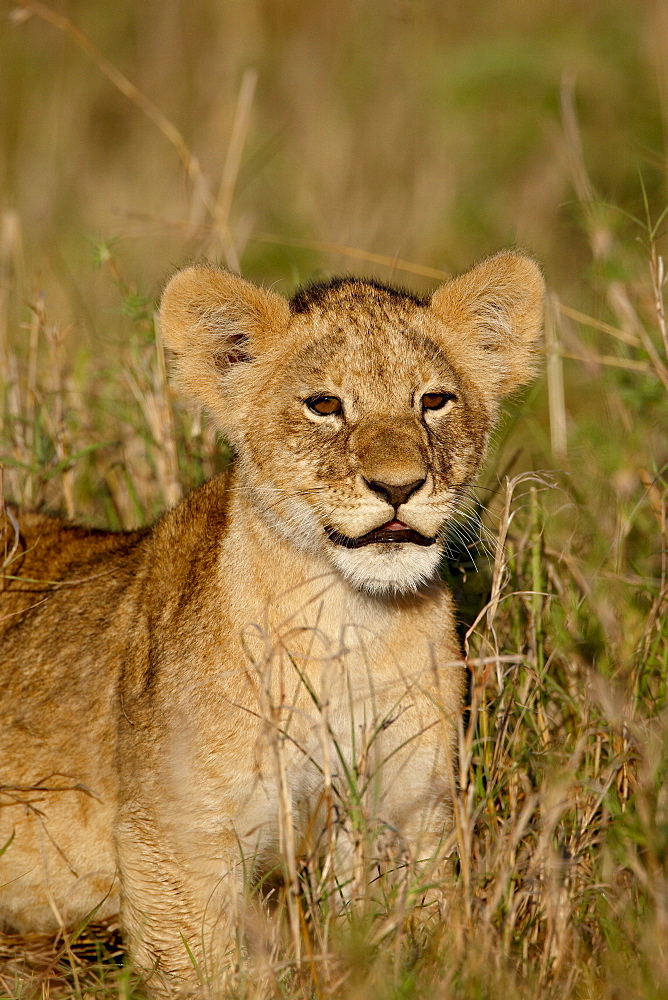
[0,252,544,995]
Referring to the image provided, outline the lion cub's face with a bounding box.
[160,254,544,595]
[233,284,494,595]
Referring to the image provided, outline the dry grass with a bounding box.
[1,1,668,997]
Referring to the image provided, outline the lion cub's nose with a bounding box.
[364,477,426,508]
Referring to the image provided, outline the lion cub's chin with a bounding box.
[328,540,443,596]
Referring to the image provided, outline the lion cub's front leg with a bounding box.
[116,811,243,997]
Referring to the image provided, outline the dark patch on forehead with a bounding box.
[290,332,346,373]
[290,276,429,315]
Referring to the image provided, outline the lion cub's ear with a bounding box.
[160,264,290,412]
[430,252,545,397]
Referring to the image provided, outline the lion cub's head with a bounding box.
[160,253,544,595]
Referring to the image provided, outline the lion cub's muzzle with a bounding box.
[325,422,438,548]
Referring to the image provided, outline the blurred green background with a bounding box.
[0,0,666,535]
[2,0,666,303]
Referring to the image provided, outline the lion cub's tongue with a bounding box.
[383,520,408,530]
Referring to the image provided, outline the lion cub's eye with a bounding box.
[422,392,456,411]
[305,395,343,416]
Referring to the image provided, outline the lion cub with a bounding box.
[0,252,543,994]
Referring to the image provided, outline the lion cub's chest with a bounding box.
[233,582,442,716]
[132,525,461,869]
[209,586,457,856]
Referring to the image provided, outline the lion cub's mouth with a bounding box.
[325,520,436,549]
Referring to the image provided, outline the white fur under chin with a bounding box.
[328,541,443,596]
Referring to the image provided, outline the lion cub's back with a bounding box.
[1,509,146,631]
[0,509,151,720]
